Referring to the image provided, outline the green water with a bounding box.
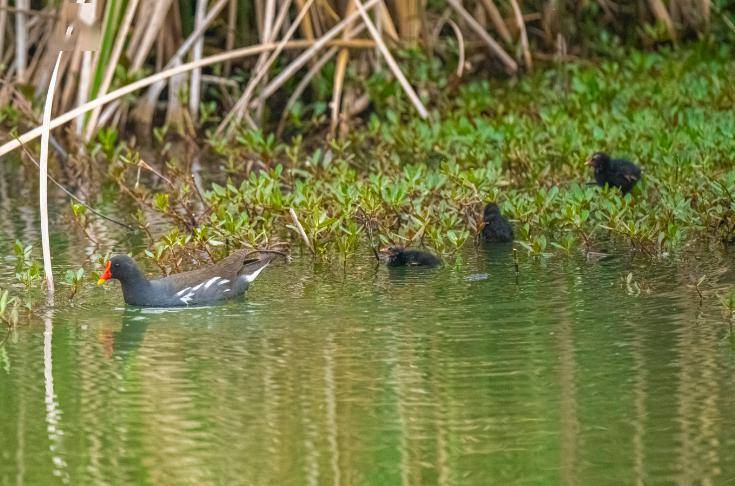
[1,166,735,485]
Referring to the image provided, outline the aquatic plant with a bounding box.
[80,45,735,265]
[13,241,42,289]
[62,268,87,300]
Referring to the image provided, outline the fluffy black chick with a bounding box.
[480,203,514,243]
[380,246,441,267]
[586,152,642,195]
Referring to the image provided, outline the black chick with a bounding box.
[380,246,441,267]
[586,152,641,195]
[480,203,514,243]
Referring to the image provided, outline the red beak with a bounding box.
[97,261,111,285]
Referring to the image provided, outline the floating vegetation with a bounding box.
[78,45,735,268]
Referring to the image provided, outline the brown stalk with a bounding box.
[353,0,429,118]
[289,208,315,254]
[0,0,7,59]
[330,0,357,136]
[445,0,518,73]
[224,0,237,76]
[259,0,381,100]
[378,1,399,42]
[478,0,512,44]
[394,0,422,43]
[0,38,376,158]
[648,0,678,41]
[217,0,314,136]
[294,0,316,43]
[510,0,532,70]
[131,0,174,71]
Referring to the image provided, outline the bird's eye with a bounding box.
[114,263,120,268]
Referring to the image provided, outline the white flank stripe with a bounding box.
[223,289,231,293]
[217,279,230,286]
[192,282,204,291]
[176,286,192,296]
[204,276,220,289]
[244,262,269,283]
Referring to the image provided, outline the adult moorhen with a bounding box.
[586,152,642,195]
[480,203,514,243]
[379,246,441,267]
[97,250,273,307]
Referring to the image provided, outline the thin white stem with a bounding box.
[40,52,63,293]
[15,0,29,82]
[189,0,208,124]
[353,0,428,118]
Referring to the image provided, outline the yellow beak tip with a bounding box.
[97,278,107,285]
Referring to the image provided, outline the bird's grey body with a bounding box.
[106,251,271,307]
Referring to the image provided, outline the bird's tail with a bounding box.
[239,254,273,283]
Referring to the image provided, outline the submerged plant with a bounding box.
[62,268,86,300]
[13,241,42,289]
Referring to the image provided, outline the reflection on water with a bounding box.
[1,165,735,484]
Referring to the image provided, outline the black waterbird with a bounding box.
[379,246,441,267]
[480,203,514,243]
[586,152,641,195]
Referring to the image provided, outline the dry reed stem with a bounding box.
[15,0,28,83]
[395,0,422,43]
[131,0,174,70]
[224,0,237,76]
[0,38,375,158]
[278,45,339,135]
[445,0,517,72]
[648,0,678,40]
[260,0,380,100]
[447,18,465,77]
[0,0,7,60]
[378,1,399,41]
[237,0,296,122]
[40,51,62,293]
[134,0,228,135]
[217,0,314,135]
[353,0,429,118]
[510,0,532,70]
[289,208,315,254]
[189,0,208,124]
[262,0,276,42]
[479,0,512,44]
[294,0,316,42]
[330,48,350,135]
[330,0,357,135]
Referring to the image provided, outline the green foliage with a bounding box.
[13,241,41,288]
[62,268,86,299]
[109,45,735,263]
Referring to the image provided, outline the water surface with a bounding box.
[1,165,735,485]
